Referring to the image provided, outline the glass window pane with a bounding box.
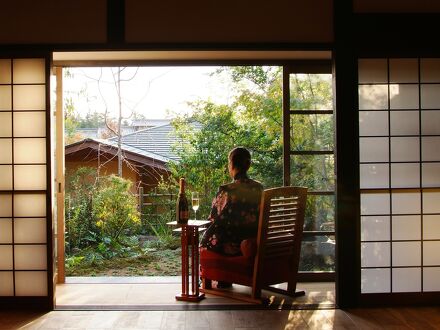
[13,138,46,164]
[0,112,12,137]
[14,245,47,270]
[14,218,46,244]
[359,111,388,136]
[423,191,440,213]
[389,59,418,83]
[0,86,11,110]
[299,236,335,272]
[304,194,334,232]
[422,137,440,161]
[361,193,390,215]
[290,155,334,191]
[361,216,390,241]
[0,194,12,217]
[359,85,388,110]
[14,165,47,190]
[361,242,390,267]
[421,111,440,135]
[290,114,333,151]
[392,268,421,292]
[14,193,46,217]
[392,242,421,266]
[13,85,46,111]
[390,84,419,109]
[423,215,440,240]
[15,271,47,296]
[358,59,388,84]
[423,241,440,266]
[390,111,419,136]
[0,59,11,84]
[361,268,390,293]
[0,165,12,190]
[360,137,389,163]
[0,272,13,296]
[13,112,46,137]
[360,164,389,189]
[421,84,440,109]
[392,215,421,240]
[421,59,440,83]
[289,74,332,110]
[0,139,12,164]
[422,163,440,187]
[391,163,420,188]
[13,59,45,84]
[392,192,421,214]
[0,245,13,270]
[0,219,12,243]
[391,137,419,162]
[423,267,440,291]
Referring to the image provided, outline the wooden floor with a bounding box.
[2,307,440,329]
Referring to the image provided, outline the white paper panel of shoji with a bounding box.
[14,165,46,190]
[392,192,421,214]
[361,216,390,241]
[421,111,440,135]
[13,138,46,164]
[391,163,420,188]
[13,59,45,84]
[390,84,419,109]
[359,85,389,110]
[423,215,440,240]
[421,85,440,109]
[361,268,391,293]
[0,219,12,243]
[389,59,419,83]
[0,165,13,190]
[361,242,390,267]
[360,164,389,189]
[361,193,390,215]
[423,192,440,214]
[0,195,12,217]
[424,242,440,266]
[0,245,13,269]
[422,164,440,187]
[423,267,440,291]
[14,218,46,244]
[422,137,440,161]
[0,112,12,137]
[0,139,12,163]
[13,194,46,217]
[358,59,388,83]
[421,59,440,83]
[0,86,11,110]
[390,111,419,135]
[391,137,420,162]
[392,215,421,240]
[392,242,421,266]
[13,85,46,111]
[392,268,421,292]
[14,245,47,270]
[359,138,389,163]
[0,272,13,296]
[359,111,389,136]
[15,271,47,296]
[0,59,11,84]
[13,112,46,137]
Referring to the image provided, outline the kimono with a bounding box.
[200,174,263,256]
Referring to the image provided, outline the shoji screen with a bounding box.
[0,58,50,298]
[359,58,440,294]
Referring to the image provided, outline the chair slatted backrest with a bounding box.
[253,187,307,286]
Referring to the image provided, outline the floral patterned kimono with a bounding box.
[200,173,263,256]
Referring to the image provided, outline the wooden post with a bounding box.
[138,186,144,212]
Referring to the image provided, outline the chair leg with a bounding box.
[251,285,261,300]
[202,278,212,290]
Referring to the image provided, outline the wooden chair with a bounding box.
[200,186,308,304]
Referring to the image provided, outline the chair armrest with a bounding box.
[240,238,257,258]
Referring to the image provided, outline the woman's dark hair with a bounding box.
[229,147,251,173]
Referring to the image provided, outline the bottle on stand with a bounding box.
[176,177,189,224]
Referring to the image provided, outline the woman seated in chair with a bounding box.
[200,147,263,287]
